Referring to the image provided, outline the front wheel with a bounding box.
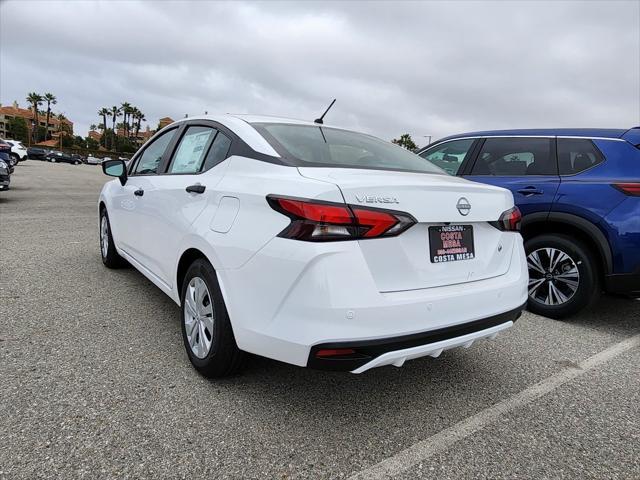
[525,234,600,319]
[10,153,19,165]
[100,209,126,268]
[74,160,80,165]
[181,259,245,377]
[50,158,56,163]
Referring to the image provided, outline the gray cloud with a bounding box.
[1,0,638,145]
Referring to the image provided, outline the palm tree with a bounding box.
[26,92,43,143]
[98,108,109,148]
[90,124,97,131]
[110,106,121,150]
[120,102,132,137]
[43,93,57,140]
[134,111,146,139]
[56,113,69,148]
[98,108,109,133]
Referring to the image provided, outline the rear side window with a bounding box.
[471,138,555,176]
[557,138,604,175]
[419,139,475,175]
[133,128,177,175]
[202,131,231,171]
[253,123,445,174]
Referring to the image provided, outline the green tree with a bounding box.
[37,126,47,141]
[43,93,57,140]
[6,117,29,143]
[26,92,43,143]
[391,133,418,151]
[86,137,99,150]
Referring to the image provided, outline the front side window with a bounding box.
[471,138,555,176]
[133,128,177,175]
[253,123,445,174]
[557,138,604,175]
[168,126,217,174]
[419,138,475,175]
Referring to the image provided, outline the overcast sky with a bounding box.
[1,0,639,145]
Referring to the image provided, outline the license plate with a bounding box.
[429,225,475,263]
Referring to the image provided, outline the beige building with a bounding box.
[0,101,73,142]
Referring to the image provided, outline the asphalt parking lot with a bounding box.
[1,161,639,479]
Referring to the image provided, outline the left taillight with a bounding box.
[490,206,522,232]
[267,195,417,242]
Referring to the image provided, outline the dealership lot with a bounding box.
[1,162,638,479]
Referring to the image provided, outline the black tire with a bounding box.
[525,234,600,319]
[99,208,127,268]
[74,160,80,165]
[50,158,56,163]
[180,259,245,377]
[10,153,19,164]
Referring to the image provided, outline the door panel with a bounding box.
[463,137,560,217]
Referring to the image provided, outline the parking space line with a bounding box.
[348,333,640,480]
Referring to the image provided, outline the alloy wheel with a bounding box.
[100,215,109,258]
[184,277,215,359]
[527,247,580,306]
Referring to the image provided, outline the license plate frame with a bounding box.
[429,225,475,263]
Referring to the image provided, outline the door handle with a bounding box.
[134,188,144,197]
[186,184,206,194]
[517,186,543,196]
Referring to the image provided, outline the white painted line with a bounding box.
[349,333,640,480]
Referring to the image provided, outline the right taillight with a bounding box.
[267,195,416,242]
[613,183,640,196]
[490,206,522,232]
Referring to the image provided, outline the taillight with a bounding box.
[490,206,521,232]
[613,183,640,196]
[267,195,416,241]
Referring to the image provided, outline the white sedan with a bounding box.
[98,115,527,377]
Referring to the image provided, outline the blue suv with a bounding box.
[418,127,640,319]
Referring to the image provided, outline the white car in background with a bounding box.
[2,139,27,163]
[86,155,101,165]
[98,115,527,377]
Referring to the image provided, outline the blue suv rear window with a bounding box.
[557,139,604,175]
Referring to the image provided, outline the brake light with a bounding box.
[490,206,521,232]
[267,195,416,241]
[613,183,640,196]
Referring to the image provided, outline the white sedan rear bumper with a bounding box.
[219,233,528,372]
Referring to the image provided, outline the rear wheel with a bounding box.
[180,259,245,377]
[525,234,599,319]
[10,153,19,164]
[100,209,126,268]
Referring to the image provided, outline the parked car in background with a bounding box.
[418,127,640,318]
[0,157,10,191]
[2,139,28,163]
[0,140,15,173]
[45,151,82,165]
[99,114,527,377]
[27,147,49,160]
[71,153,85,164]
[86,155,101,165]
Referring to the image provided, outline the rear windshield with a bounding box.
[253,123,445,174]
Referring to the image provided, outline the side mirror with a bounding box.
[102,159,127,186]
